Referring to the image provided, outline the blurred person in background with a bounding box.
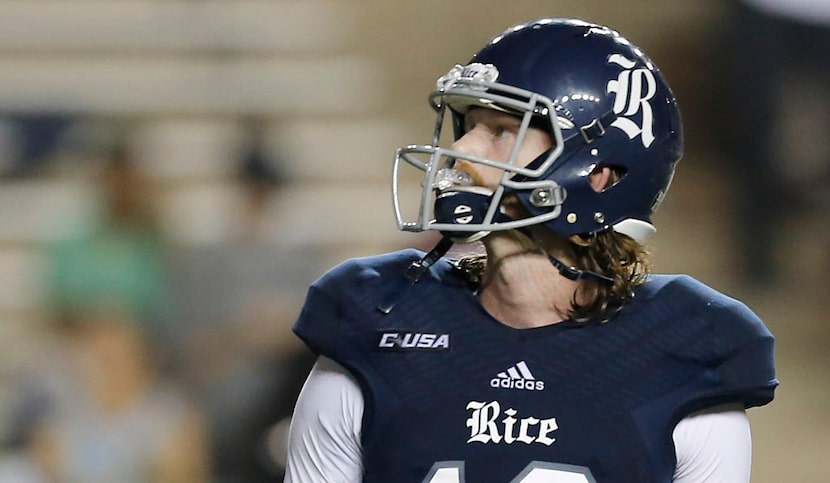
[167,118,319,482]
[46,144,171,341]
[27,309,209,483]
[721,0,830,284]
[8,145,210,482]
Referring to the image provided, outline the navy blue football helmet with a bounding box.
[392,18,683,243]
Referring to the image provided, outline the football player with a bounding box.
[284,18,777,482]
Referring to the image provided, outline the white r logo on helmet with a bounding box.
[606,54,657,148]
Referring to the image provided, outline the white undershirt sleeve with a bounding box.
[672,403,752,483]
[284,356,364,483]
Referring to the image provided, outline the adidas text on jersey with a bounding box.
[490,360,545,391]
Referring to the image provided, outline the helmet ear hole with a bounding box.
[589,165,626,193]
[593,165,627,191]
[608,166,627,187]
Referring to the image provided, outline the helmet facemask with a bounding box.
[392,64,569,243]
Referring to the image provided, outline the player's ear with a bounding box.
[589,166,612,192]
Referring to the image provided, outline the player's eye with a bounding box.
[493,124,518,139]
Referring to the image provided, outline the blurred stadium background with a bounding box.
[0,1,825,482]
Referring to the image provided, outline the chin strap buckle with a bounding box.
[579,111,617,144]
[565,110,617,148]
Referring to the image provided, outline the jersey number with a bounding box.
[424,461,596,483]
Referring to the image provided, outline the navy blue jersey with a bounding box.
[294,250,777,483]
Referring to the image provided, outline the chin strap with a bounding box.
[377,236,455,314]
[519,228,615,286]
[544,252,614,285]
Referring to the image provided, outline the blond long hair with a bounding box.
[567,230,650,322]
[454,230,650,323]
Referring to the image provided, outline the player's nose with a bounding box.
[451,127,489,158]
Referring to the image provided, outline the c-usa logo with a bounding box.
[376,330,450,351]
[606,54,657,148]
